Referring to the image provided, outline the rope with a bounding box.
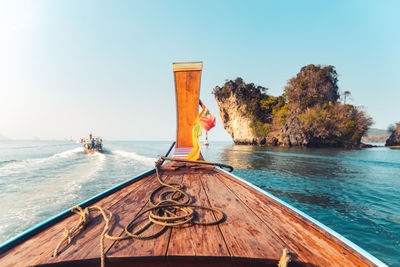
[278,248,291,267]
[160,156,234,172]
[53,205,112,267]
[53,157,230,266]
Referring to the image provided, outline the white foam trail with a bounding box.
[62,152,106,196]
[113,150,156,166]
[0,147,83,175]
[82,152,106,181]
[0,150,107,242]
[50,147,83,159]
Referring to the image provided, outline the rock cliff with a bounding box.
[215,93,365,147]
[216,92,257,144]
[214,81,314,146]
[385,123,400,146]
[213,65,372,148]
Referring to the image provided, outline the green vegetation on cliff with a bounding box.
[213,77,279,137]
[386,122,400,146]
[213,64,373,147]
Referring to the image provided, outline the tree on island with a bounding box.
[285,64,339,112]
[213,64,373,147]
[343,91,351,105]
[387,124,397,134]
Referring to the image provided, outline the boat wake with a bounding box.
[62,152,106,197]
[112,150,156,166]
[0,148,106,243]
[0,145,156,244]
[0,159,17,167]
[0,147,84,175]
[51,147,84,158]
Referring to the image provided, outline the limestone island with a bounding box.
[385,123,400,148]
[213,64,373,148]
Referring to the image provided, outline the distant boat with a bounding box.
[204,131,209,146]
[83,133,103,154]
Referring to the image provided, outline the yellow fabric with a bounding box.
[185,103,206,160]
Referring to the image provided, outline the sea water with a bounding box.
[0,140,399,265]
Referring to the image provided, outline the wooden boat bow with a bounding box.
[0,62,386,267]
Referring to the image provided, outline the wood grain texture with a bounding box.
[215,170,373,266]
[0,167,381,266]
[50,174,162,263]
[172,62,203,72]
[0,174,155,266]
[174,70,201,148]
[105,174,181,259]
[167,172,230,258]
[200,173,286,262]
[35,259,278,267]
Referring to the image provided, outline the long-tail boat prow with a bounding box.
[0,62,386,267]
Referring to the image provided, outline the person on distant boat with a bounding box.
[91,138,95,150]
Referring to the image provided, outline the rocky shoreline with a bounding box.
[385,123,400,146]
[213,65,372,148]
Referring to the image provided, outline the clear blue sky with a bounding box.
[0,0,399,141]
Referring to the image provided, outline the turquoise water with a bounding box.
[0,140,399,265]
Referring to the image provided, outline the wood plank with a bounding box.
[216,171,371,266]
[106,173,183,259]
[173,62,203,72]
[174,70,201,148]
[200,173,286,262]
[0,174,156,266]
[166,171,230,258]
[48,173,165,263]
[215,173,312,264]
[40,259,275,267]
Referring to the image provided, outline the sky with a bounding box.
[0,0,399,141]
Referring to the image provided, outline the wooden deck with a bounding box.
[0,164,378,266]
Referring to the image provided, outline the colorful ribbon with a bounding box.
[185,101,216,161]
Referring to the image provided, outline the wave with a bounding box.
[0,159,17,167]
[62,152,106,196]
[112,150,156,166]
[50,147,83,158]
[0,147,84,175]
[229,148,400,169]
[0,151,107,243]
[9,143,73,150]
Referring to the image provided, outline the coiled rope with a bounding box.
[53,156,230,267]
